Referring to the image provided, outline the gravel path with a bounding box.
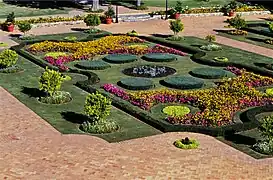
[0,14,273,179]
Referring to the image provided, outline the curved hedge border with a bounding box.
[142,53,177,62]
[118,77,154,90]
[190,67,233,79]
[161,76,204,90]
[75,60,111,70]
[103,54,138,64]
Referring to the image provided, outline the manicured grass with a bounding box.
[0,1,70,19]
[0,56,162,142]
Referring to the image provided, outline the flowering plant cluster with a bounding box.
[102,66,273,127]
[44,56,74,71]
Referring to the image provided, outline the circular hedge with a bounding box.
[122,65,176,78]
[173,137,199,149]
[118,77,154,90]
[142,53,177,62]
[162,106,190,117]
[76,60,111,70]
[162,76,204,90]
[103,54,138,64]
[190,68,232,79]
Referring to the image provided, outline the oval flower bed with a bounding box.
[102,66,273,127]
[27,35,187,71]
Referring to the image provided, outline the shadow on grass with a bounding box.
[246,36,266,43]
[71,27,88,32]
[60,111,90,124]
[223,133,257,145]
[151,34,172,38]
[9,34,21,38]
[253,62,268,68]
[21,86,46,98]
[214,29,230,34]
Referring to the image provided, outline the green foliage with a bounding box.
[169,19,184,35]
[268,22,273,33]
[0,42,8,47]
[104,5,115,18]
[228,14,246,30]
[213,57,229,62]
[39,91,72,104]
[0,49,18,68]
[17,21,32,34]
[190,68,232,79]
[174,1,183,13]
[252,140,273,155]
[103,54,138,63]
[162,106,190,117]
[64,36,77,42]
[205,34,216,42]
[266,88,273,96]
[44,52,67,59]
[127,30,138,36]
[0,65,22,73]
[39,67,71,96]
[5,12,15,24]
[84,92,112,121]
[76,60,111,70]
[84,14,101,28]
[174,137,199,149]
[259,116,273,142]
[162,75,204,89]
[119,77,154,90]
[200,44,222,51]
[142,53,176,62]
[80,119,119,134]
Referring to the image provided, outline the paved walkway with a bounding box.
[1,14,273,179]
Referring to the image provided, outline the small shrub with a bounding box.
[227,30,248,35]
[252,140,273,155]
[169,19,184,36]
[268,22,273,33]
[84,92,112,122]
[259,115,273,142]
[205,34,216,42]
[228,14,246,30]
[39,91,72,104]
[103,54,138,64]
[200,44,222,51]
[17,21,32,35]
[39,67,71,96]
[80,120,119,134]
[84,14,101,29]
[174,137,199,149]
[162,106,190,117]
[0,49,18,68]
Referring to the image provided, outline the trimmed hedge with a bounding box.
[75,60,111,70]
[142,53,177,62]
[190,68,234,79]
[161,75,204,90]
[118,77,154,90]
[103,54,138,64]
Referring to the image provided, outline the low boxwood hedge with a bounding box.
[142,53,177,62]
[103,54,138,64]
[161,75,204,90]
[75,60,111,70]
[190,67,235,79]
[118,77,154,90]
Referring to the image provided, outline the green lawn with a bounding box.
[0,1,70,19]
[0,56,162,142]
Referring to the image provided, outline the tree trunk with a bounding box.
[137,0,141,7]
[92,0,99,11]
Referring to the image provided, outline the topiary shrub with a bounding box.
[17,21,32,36]
[76,60,111,70]
[169,19,184,36]
[162,75,204,90]
[103,54,138,64]
[142,53,177,62]
[228,14,246,31]
[80,92,119,134]
[44,52,67,59]
[0,49,18,68]
[122,65,176,78]
[84,14,101,29]
[190,68,233,79]
[162,106,190,117]
[173,137,199,149]
[39,67,72,104]
[118,77,154,90]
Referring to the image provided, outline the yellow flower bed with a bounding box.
[28,35,142,59]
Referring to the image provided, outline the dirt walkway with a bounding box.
[1,14,273,179]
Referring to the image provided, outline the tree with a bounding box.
[169,19,184,36]
[17,22,32,36]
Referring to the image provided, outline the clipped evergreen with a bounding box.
[142,53,177,62]
[76,60,111,70]
[118,77,154,90]
[103,54,138,64]
[162,75,204,89]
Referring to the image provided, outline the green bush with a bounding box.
[103,54,138,64]
[39,67,71,96]
[174,137,199,149]
[142,53,177,62]
[162,75,204,89]
[0,49,18,68]
[252,140,273,155]
[228,14,246,30]
[17,21,32,35]
[119,77,154,90]
[76,60,111,70]
[84,92,112,121]
[44,52,67,59]
[200,44,222,51]
[80,119,119,134]
[162,106,190,117]
[84,14,101,29]
[205,34,216,42]
[259,115,273,142]
[266,88,273,96]
[169,19,184,36]
[39,91,72,104]
[190,68,232,79]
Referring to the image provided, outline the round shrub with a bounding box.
[190,68,232,79]
[162,76,204,90]
[118,77,154,90]
[142,53,177,62]
[84,14,101,28]
[162,106,190,117]
[123,65,176,78]
[213,57,228,62]
[44,52,67,59]
[173,137,199,149]
[103,54,138,64]
[76,60,111,70]
[200,44,222,51]
[39,91,72,104]
[0,49,18,68]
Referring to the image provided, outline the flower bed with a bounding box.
[102,66,273,127]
